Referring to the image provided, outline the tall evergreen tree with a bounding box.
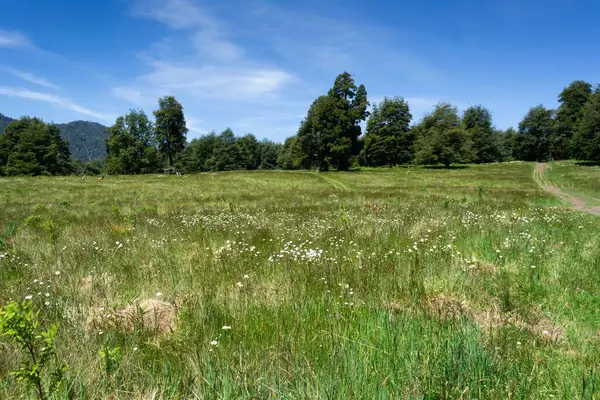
[361,97,413,166]
[463,105,499,163]
[153,96,187,168]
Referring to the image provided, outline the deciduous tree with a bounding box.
[413,103,472,167]
[361,97,413,166]
[571,86,600,161]
[153,96,187,168]
[515,105,555,162]
[463,105,499,163]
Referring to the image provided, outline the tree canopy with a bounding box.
[413,103,473,167]
[154,96,188,168]
[105,110,160,174]
[571,86,600,161]
[361,97,413,166]
[0,117,72,176]
[295,72,369,170]
[463,105,499,163]
[514,105,555,162]
[3,77,600,176]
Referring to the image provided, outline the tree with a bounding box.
[514,105,555,161]
[0,117,72,176]
[296,72,369,171]
[183,132,217,172]
[554,81,593,159]
[236,134,261,170]
[497,127,516,161]
[153,96,187,168]
[278,136,303,170]
[571,86,600,160]
[105,110,159,174]
[258,140,281,170]
[361,97,413,166]
[413,103,472,167]
[463,105,499,163]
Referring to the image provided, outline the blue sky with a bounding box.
[0,0,599,141]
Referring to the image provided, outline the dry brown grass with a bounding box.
[388,294,564,344]
[86,299,178,335]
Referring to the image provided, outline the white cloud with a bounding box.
[192,30,242,61]
[118,0,295,107]
[132,0,217,30]
[2,66,61,90]
[133,0,241,60]
[0,87,114,121]
[0,30,31,49]
[145,62,293,97]
[112,87,151,106]
[186,116,208,135]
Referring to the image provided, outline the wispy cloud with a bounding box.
[0,30,31,49]
[1,66,61,90]
[132,0,242,61]
[116,0,295,109]
[132,0,217,30]
[248,4,440,82]
[0,87,114,121]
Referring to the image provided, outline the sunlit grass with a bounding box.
[1,162,599,399]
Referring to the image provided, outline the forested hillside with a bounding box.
[0,114,108,162]
[55,121,108,162]
[0,113,14,133]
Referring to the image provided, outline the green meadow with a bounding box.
[1,162,599,399]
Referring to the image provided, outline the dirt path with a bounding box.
[533,163,600,216]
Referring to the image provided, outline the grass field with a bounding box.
[1,162,599,399]
[544,161,600,208]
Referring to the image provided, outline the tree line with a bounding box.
[278,73,600,170]
[1,74,599,176]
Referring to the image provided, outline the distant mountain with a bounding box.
[55,120,108,162]
[0,113,14,133]
[0,114,108,162]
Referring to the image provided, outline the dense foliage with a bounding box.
[0,113,13,133]
[154,96,187,168]
[413,103,473,167]
[1,114,108,163]
[2,77,600,175]
[294,72,369,171]
[0,117,72,176]
[360,97,413,166]
[105,110,160,174]
[182,129,280,172]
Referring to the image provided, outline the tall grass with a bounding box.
[0,162,599,398]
